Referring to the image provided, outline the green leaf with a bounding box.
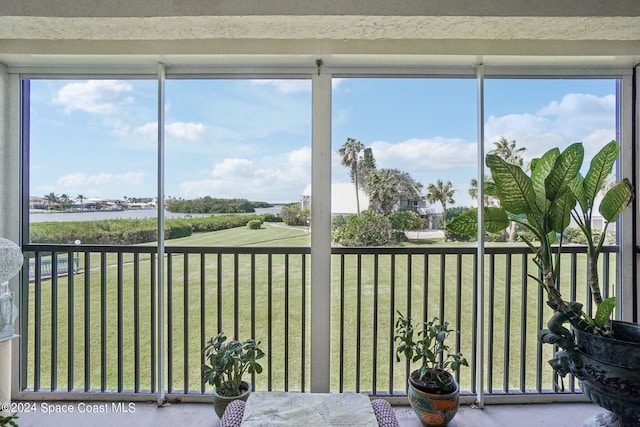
[599,178,633,222]
[531,148,559,210]
[549,189,576,233]
[594,297,616,328]
[485,181,497,197]
[545,143,583,201]
[569,173,587,213]
[446,207,510,237]
[486,154,537,215]
[584,141,619,209]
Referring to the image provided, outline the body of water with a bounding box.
[30,206,283,223]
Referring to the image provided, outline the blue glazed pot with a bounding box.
[573,321,640,427]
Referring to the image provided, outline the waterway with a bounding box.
[29,206,284,223]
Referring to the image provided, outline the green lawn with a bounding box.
[24,223,614,396]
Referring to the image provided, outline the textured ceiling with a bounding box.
[1,11,640,68]
[1,16,639,41]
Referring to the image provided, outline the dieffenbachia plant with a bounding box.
[448,141,633,335]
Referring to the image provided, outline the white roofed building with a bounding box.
[301,183,369,216]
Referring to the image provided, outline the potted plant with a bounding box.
[202,332,265,418]
[395,311,468,427]
[448,140,639,426]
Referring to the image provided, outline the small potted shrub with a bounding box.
[395,312,468,427]
[202,332,265,418]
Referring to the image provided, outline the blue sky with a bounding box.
[29,77,616,210]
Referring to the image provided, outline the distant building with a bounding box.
[301,183,370,216]
[29,196,47,210]
[302,184,433,221]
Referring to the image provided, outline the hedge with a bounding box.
[29,214,267,245]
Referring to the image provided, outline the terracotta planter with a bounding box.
[573,320,640,427]
[212,380,251,419]
[407,373,459,427]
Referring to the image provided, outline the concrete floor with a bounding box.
[13,401,604,427]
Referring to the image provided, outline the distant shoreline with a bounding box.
[29,206,283,223]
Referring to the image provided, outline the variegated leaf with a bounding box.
[486,154,537,215]
[545,143,583,201]
[599,178,633,222]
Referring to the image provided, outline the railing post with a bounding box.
[156,63,166,406]
[310,60,331,393]
[475,64,486,408]
[617,72,635,322]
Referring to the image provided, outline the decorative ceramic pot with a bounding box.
[212,380,251,419]
[573,320,640,427]
[407,373,459,427]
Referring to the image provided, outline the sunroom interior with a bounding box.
[1,1,640,426]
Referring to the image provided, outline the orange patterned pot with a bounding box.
[407,374,459,427]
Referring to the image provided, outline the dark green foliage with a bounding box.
[516,229,537,243]
[260,213,282,223]
[443,206,475,242]
[395,312,468,392]
[202,332,265,397]
[30,219,164,244]
[563,227,601,245]
[448,141,633,334]
[29,214,263,244]
[365,168,423,216]
[0,413,18,427]
[331,215,351,231]
[332,210,392,246]
[388,209,423,232]
[166,196,272,214]
[184,215,260,233]
[280,203,310,226]
[247,219,263,229]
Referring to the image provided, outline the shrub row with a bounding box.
[29,214,277,245]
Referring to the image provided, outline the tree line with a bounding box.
[165,197,272,214]
[331,136,528,245]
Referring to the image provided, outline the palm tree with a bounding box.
[426,180,456,229]
[338,137,365,214]
[469,178,479,201]
[489,137,526,241]
[77,194,85,211]
[489,136,525,166]
[357,146,377,185]
[364,168,422,216]
[469,177,493,207]
[43,192,58,211]
[59,193,72,211]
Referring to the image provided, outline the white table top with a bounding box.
[241,392,379,426]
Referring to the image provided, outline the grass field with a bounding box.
[23,222,615,396]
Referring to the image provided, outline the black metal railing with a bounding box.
[20,243,616,400]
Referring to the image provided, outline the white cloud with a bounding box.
[180,149,310,201]
[288,146,311,168]
[250,79,311,94]
[248,78,342,94]
[367,137,477,171]
[53,80,134,114]
[57,172,146,187]
[133,121,207,142]
[167,122,206,141]
[134,122,158,139]
[212,158,255,178]
[485,93,615,161]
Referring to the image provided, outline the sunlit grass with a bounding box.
[24,224,614,396]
